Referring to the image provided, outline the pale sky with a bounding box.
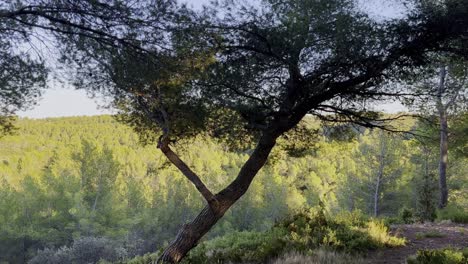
[18,0,408,118]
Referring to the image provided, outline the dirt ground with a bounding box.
[365,222,468,264]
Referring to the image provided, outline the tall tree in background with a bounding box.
[358,131,405,217]
[435,63,467,208]
[415,138,438,221]
[1,0,468,262]
[408,59,467,208]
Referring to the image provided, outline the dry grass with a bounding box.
[270,249,366,264]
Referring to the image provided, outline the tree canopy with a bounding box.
[1,0,468,262]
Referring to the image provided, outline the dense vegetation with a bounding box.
[0,115,466,263]
[2,0,468,261]
[407,248,468,264]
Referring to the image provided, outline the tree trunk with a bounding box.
[373,174,381,217]
[373,132,386,217]
[157,133,278,263]
[438,109,449,208]
[437,65,449,209]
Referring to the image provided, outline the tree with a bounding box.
[2,0,468,262]
[0,1,48,135]
[434,62,467,208]
[70,140,123,237]
[415,144,438,221]
[406,59,467,208]
[0,0,154,135]
[358,131,406,217]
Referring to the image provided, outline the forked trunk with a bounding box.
[157,133,278,263]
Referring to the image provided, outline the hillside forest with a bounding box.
[0,114,466,263]
[1,0,468,263]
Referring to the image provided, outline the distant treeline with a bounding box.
[0,115,466,263]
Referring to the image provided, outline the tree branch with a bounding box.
[158,138,217,207]
[135,94,217,207]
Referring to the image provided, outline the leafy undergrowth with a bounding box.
[118,252,159,264]
[119,249,367,264]
[415,230,446,239]
[180,208,405,264]
[29,237,128,264]
[406,248,468,264]
[120,207,405,264]
[437,205,468,224]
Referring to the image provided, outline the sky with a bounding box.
[18,0,408,118]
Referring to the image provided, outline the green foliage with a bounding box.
[0,115,465,262]
[118,252,159,264]
[29,237,128,264]
[437,205,468,224]
[366,220,405,248]
[416,174,438,222]
[399,207,416,224]
[178,207,405,264]
[184,229,287,264]
[280,208,405,253]
[0,22,47,135]
[407,248,468,264]
[415,231,445,239]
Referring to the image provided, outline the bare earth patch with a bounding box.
[365,223,468,264]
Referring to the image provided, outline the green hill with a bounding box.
[0,115,465,263]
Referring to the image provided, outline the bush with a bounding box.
[366,220,405,248]
[334,210,368,227]
[29,237,128,264]
[407,248,468,264]
[184,228,287,264]
[415,231,445,239]
[280,208,404,253]
[126,207,405,264]
[28,247,73,264]
[437,205,468,224]
[399,207,415,224]
[120,252,159,264]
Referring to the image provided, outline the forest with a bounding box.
[1,0,468,263]
[0,114,466,263]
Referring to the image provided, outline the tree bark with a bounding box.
[437,65,449,209]
[157,132,279,263]
[373,132,386,217]
[438,107,449,208]
[373,173,381,217]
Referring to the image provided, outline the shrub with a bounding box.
[280,208,405,253]
[184,228,287,264]
[74,237,128,263]
[437,205,468,224]
[407,248,468,264]
[415,231,445,239]
[126,207,405,264]
[334,210,368,227]
[399,207,415,224]
[366,220,405,248]
[120,252,159,264]
[29,247,73,264]
[29,237,128,264]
